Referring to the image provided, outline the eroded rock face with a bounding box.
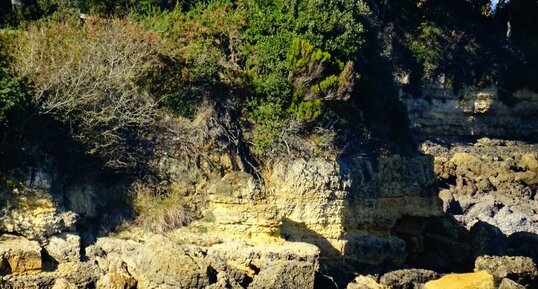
[205,155,442,269]
[421,139,538,235]
[400,84,538,140]
[0,186,77,241]
[2,261,100,289]
[44,233,81,264]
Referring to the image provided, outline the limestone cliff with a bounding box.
[398,81,538,141]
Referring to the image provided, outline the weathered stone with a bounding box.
[207,241,319,289]
[96,273,137,289]
[44,233,81,264]
[0,235,42,275]
[3,262,99,289]
[205,271,243,289]
[346,276,385,289]
[423,271,495,289]
[132,236,210,289]
[249,261,316,289]
[474,255,538,286]
[498,278,525,289]
[0,186,78,241]
[421,140,538,236]
[400,84,538,140]
[379,269,439,289]
[51,279,76,289]
[469,222,509,258]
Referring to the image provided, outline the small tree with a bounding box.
[11,13,170,168]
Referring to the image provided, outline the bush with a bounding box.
[0,33,28,125]
[405,22,446,78]
[10,13,172,168]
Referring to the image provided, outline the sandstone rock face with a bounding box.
[400,84,538,140]
[205,155,442,269]
[3,261,100,289]
[135,236,210,289]
[421,139,538,235]
[0,235,42,275]
[208,241,319,289]
[423,271,495,289]
[474,256,538,286]
[0,185,77,241]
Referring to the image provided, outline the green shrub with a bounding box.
[0,33,28,125]
[405,21,446,77]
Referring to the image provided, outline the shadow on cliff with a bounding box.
[280,218,349,289]
[0,113,138,246]
[278,152,538,289]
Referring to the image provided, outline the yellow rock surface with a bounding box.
[424,271,495,289]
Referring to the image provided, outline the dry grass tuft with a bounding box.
[131,181,194,233]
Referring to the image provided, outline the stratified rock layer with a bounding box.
[400,84,538,140]
[203,155,442,269]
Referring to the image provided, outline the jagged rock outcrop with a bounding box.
[421,139,538,235]
[87,234,319,289]
[474,256,538,287]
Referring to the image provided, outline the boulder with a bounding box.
[249,261,316,289]
[423,271,495,289]
[207,241,319,289]
[131,235,210,289]
[379,269,439,289]
[469,222,509,258]
[498,278,525,289]
[346,275,385,289]
[474,255,538,286]
[0,235,42,275]
[508,232,538,263]
[51,279,76,289]
[44,233,81,264]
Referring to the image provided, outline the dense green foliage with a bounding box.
[2,0,537,164]
[0,34,27,126]
[131,0,367,157]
